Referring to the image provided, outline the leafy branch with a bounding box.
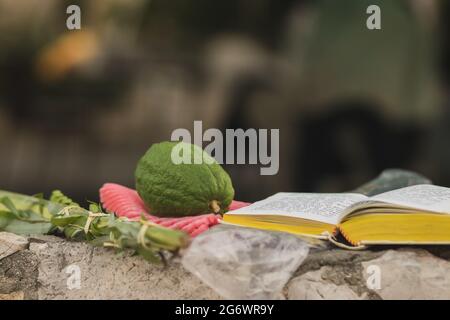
[0,190,189,264]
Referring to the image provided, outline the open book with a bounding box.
[223,184,450,248]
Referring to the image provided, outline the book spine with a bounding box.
[330,228,367,250]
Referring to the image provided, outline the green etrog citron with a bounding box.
[135,141,235,217]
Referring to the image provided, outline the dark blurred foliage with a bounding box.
[0,0,449,203]
[441,1,450,87]
[140,0,299,49]
[296,101,425,192]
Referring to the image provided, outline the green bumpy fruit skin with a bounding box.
[135,141,235,217]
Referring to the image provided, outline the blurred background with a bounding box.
[0,0,450,203]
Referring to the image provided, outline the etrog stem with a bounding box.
[210,200,221,213]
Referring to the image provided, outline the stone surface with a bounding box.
[286,248,384,300]
[288,267,366,300]
[0,232,28,260]
[29,239,221,300]
[0,250,40,299]
[361,249,450,300]
[287,247,450,300]
[2,231,450,300]
[1,233,220,300]
[0,291,24,300]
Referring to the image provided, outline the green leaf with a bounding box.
[51,215,84,227]
[0,197,19,216]
[2,217,52,234]
[50,190,79,207]
[136,247,163,263]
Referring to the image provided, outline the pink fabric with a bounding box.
[99,183,250,237]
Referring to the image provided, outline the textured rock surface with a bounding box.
[0,232,28,260]
[2,231,450,300]
[361,249,450,299]
[288,267,366,300]
[0,234,220,300]
[287,247,450,300]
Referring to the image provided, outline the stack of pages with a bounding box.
[223,185,450,248]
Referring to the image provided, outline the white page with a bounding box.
[371,184,450,214]
[226,192,368,225]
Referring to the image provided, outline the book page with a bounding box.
[226,192,368,225]
[370,184,450,214]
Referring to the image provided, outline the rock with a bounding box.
[0,250,39,299]
[361,249,450,299]
[28,236,221,300]
[287,247,383,300]
[2,230,450,299]
[288,267,366,300]
[0,232,28,260]
[288,247,450,300]
[0,291,24,300]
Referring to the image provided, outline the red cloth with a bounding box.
[99,183,250,237]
